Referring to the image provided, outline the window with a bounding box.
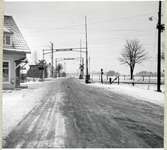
[3,33,11,46]
[6,35,11,45]
[3,61,9,82]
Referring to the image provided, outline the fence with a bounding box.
[90,73,165,91]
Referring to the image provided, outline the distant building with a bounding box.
[27,65,43,78]
[3,15,30,89]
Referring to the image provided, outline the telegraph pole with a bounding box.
[82,57,84,77]
[79,39,84,79]
[55,58,57,78]
[85,16,89,83]
[157,1,162,92]
[148,1,164,92]
[80,39,82,67]
[51,42,54,77]
[89,56,90,74]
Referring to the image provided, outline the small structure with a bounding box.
[27,65,43,79]
[3,15,30,89]
[27,63,48,80]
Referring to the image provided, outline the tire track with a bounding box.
[3,80,67,148]
[61,78,163,148]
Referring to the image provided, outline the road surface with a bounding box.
[3,78,164,148]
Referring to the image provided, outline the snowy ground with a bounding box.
[90,74,165,92]
[2,79,56,138]
[88,83,164,106]
[3,78,164,148]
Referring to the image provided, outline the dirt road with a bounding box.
[3,78,164,148]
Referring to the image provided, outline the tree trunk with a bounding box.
[130,66,134,80]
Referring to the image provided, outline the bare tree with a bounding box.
[119,40,148,80]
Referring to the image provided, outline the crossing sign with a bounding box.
[63,58,75,60]
[56,48,73,52]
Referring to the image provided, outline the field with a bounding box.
[89,74,165,92]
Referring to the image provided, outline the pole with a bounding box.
[82,57,84,77]
[51,42,54,77]
[89,56,90,73]
[101,68,103,84]
[85,16,89,83]
[118,76,120,85]
[157,1,161,92]
[89,56,90,78]
[55,58,57,78]
[42,61,44,81]
[80,39,82,66]
[79,40,82,79]
[43,49,44,60]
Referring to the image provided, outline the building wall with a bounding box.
[3,50,26,89]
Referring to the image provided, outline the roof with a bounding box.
[3,15,30,53]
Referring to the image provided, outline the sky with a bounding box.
[5,1,165,74]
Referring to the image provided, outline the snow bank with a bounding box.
[3,80,53,138]
[89,83,164,106]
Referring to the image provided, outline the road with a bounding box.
[3,78,164,148]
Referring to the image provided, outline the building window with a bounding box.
[6,35,11,45]
[3,61,9,82]
[3,33,11,46]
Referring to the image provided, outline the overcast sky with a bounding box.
[5,1,165,74]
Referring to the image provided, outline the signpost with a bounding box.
[101,68,103,84]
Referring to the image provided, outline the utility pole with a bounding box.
[51,42,54,77]
[79,39,83,79]
[157,1,164,92]
[85,16,90,83]
[148,1,164,92]
[82,57,84,77]
[89,56,90,75]
[43,49,44,60]
[55,58,57,78]
[80,39,82,66]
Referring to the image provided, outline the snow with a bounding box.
[3,78,164,139]
[88,83,164,106]
[2,79,54,138]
